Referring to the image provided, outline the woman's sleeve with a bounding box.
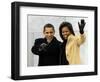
[76,34,86,46]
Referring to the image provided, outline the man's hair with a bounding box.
[59,22,75,41]
[43,23,55,32]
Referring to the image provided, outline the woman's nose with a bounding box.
[64,32,67,35]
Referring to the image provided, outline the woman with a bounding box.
[59,19,86,65]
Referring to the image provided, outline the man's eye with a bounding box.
[46,32,48,34]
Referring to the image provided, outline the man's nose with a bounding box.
[48,33,51,36]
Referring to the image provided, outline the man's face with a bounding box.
[43,27,55,40]
[62,26,71,40]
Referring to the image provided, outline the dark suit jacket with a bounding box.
[31,37,61,66]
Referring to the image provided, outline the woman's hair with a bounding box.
[43,23,55,32]
[59,22,75,40]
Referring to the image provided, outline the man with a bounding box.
[31,23,61,66]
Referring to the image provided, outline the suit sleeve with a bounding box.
[31,39,41,55]
[31,39,47,55]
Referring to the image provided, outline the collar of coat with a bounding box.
[44,36,58,44]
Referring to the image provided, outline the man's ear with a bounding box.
[43,31,45,34]
[53,31,55,34]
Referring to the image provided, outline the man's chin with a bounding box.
[47,37,53,40]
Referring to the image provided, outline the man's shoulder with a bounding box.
[35,38,44,41]
[54,37,61,44]
[57,40,62,44]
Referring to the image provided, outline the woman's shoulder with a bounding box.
[68,34,85,40]
[68,34,76,40]
[68,34,86,45]
[67,34,79,44]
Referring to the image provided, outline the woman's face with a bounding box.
[61,26,71,40]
